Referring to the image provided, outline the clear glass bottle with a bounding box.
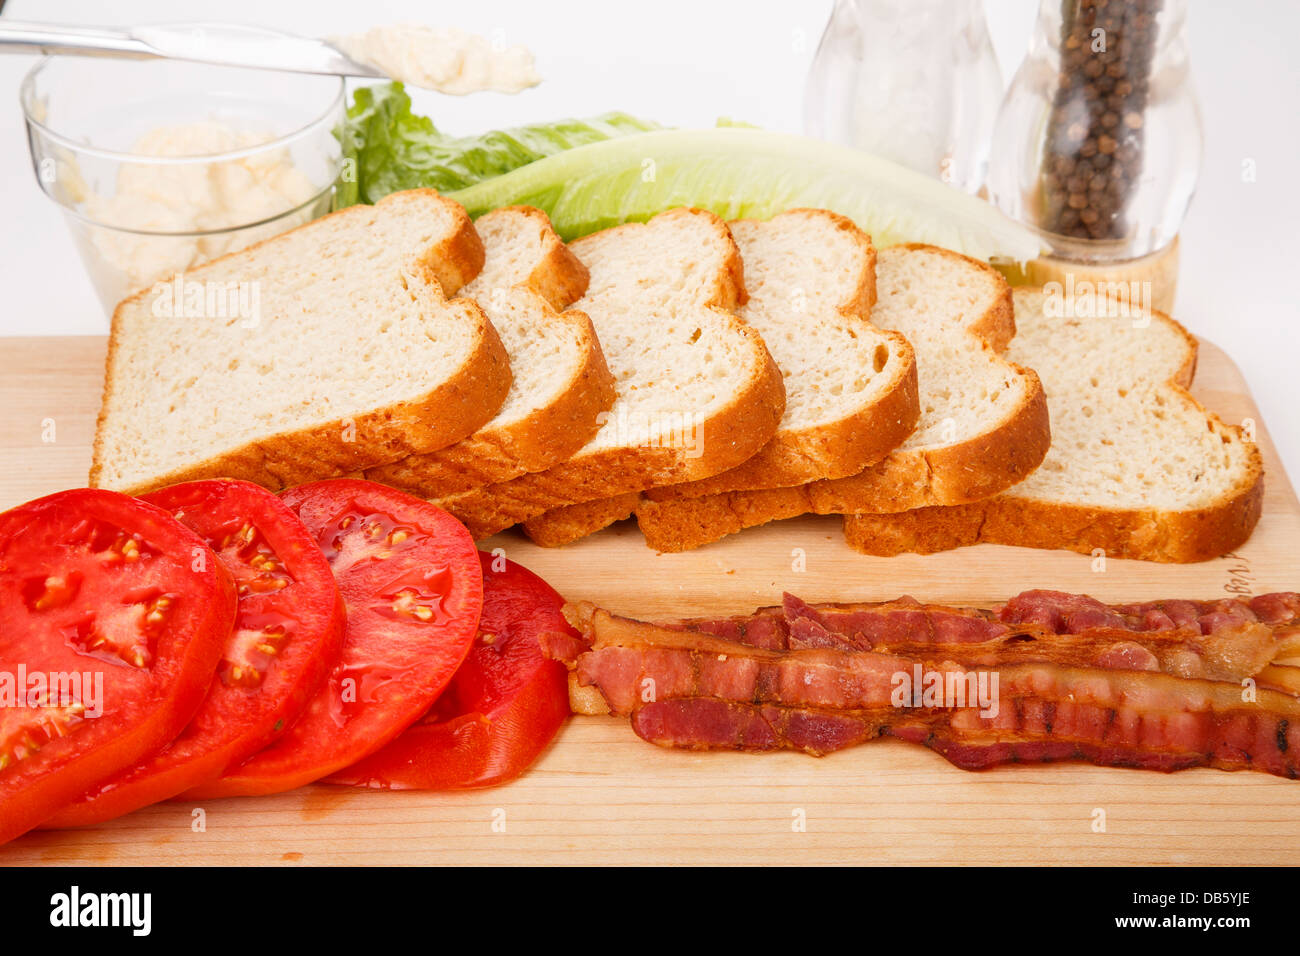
[803,0,1002,194]
[987,0,1201,262]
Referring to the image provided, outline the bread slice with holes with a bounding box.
[361,206,616,497]
[91,188,512,495]
[844,288,1264,562]
[542,243,1050,551]
[435,207,786,538]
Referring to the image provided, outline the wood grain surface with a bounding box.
[1,335,1297,866]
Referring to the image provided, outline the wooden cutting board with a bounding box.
[2,335,1297,866]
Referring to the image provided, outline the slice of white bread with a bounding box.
[436,208,787,538]
[361,206,616,497]
[626,244,1051,551]
[844,288,1265,562]
[91,189,511,495]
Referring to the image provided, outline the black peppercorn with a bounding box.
[1038,0,1162,240]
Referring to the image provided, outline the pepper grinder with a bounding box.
[987,0,1201,311]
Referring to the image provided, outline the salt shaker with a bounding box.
[803,0,1003,193]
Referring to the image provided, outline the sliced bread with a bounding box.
[361,206,616,497]
[91,189,511,495]
[557,244,1050,551]
[844,288,1264,562]
[646,209,917,497]
[436,208,787,538]
[519,211,925,548]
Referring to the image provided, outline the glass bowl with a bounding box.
[21,56,345,314]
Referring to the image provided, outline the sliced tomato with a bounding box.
[327,550,572,790]
[43,480,345,827]
[187,479,481,797]
[0,489,235,844]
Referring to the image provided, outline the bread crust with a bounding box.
[403,193,487,295]
[521,493,641,547]
[501,205,593,310]
[439,208,786,538]
[842,448,1264,563]
[90,189,509,494]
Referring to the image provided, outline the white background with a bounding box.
[1,0,1296,480]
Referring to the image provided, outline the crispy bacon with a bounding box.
[632,699,881,756]
[572,635,923,714]
[1250,591,1300,625]
[557,590,1300,662]
[559,590,1300,778]
[999,589,1300,634]
[784,594,1009,648]
[642,595,1011,652]
[630,671,1300,777]
[535,625,590,665]
[567,600,1294,707]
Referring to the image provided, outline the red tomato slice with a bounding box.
[326,550,572,790]
[43,480,345,827]
[187,479,481,797]
[0,489,235,844]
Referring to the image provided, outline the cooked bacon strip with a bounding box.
[797,592,1291,686]
[567,601,1297,716]
[1250,591,1300,626]
[681,608,790,649]
[571,626,922,715]
[784,594,1009,648]
[558,591,1300,662]
[1000,589,1300,634]
[632,699,882,756]
[887,677,1300,777]
[564,592,1300,778]
[630,668,1300,778]
[867,626,1280,685]
[535,625,590,665]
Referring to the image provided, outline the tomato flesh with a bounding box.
[327,551,572,790]
[44,480,345,827]
[0,489,235,844]
[188,480,481,797]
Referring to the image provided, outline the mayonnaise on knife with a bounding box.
[330,24,540,95]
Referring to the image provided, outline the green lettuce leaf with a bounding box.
[446,128,1044,262]
[334,82,659,208]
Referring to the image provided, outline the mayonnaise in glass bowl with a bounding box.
[21,57,344,314]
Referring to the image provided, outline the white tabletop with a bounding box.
[2,0,1296,481]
